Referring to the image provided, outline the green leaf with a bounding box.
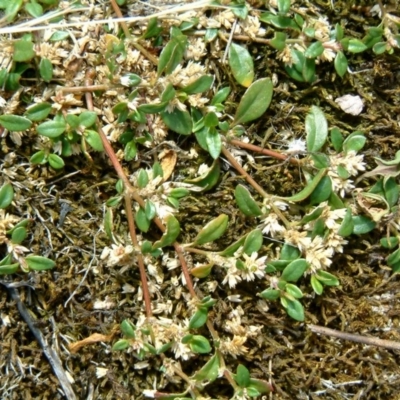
[25,255,56,271]
[302,58,316,83]
[306,106,328,152]
[39,58,53,82]
[0,183,14,209]
[248,378,272,395]
[260,13,300,30]
[269,31,287,51]
[192,353,220,383]
[37,119,66,138]
[285,283,303,299]
[153,215,180,249]
[337,208,354,237]
[25,1,43,17]
[387,248,400,267]
[120,319,136,339]
[243,229,263,255]
[135,208,151,233]
[259,288,280,300]
[104,208,114,239]
[189,308,208,329]
[184,159,220,191]
[352,215,376,235]
[188,335,211,354]
[205,129,221,159]
[13,39,35,61]
[211,87,230,105]
[124,139,137,161]
[158,33,187,76]
[121,73,141,87]
[49,31,70,41]
[4,0,23,22]
[309,176,332,205]
[281,259,309,282]
[161,109,192,135]
[191,263,213,278]
[278,168,328,202]
[106,196,122,208]
[229,43,254,87]
[193,214,228,246]
[11,226,27,244]
[311,274,324,295]
[205,28,218,42]
[25,102,52,121]
[143,17,162,39]
[334,51,348,78]
[0,115,32,131]
[384,178,399,208]
[304,41,324,58]
[30,150,47,165]
[112,339,130,351]
[137,101,169,114]
[342,131,366,153]
[280,243,301,261]
[85,130,104,151]
[145,200,157,220]
[161,83,176,102]
[0,263,20,275]
[380,236,399,250]
[235,364,251,388]
[48,153,65,169]
[219,236,246,257]
[182,75,214,94]
[315,270,339,286]
[235,184,262,216]
[232,78,273,126]
[283,298,304,321]
[347,39,368,53]
[79,111,97,128]
[277,0,291,14]
[330,127,343,152]
[311,153,330,169]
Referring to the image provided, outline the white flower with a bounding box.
[261,213,285,237]
[100,244,134,266]
[305,236,334,273]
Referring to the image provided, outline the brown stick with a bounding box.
[221,145,270,198]
[308,324,400,351]
[229,138,301,166]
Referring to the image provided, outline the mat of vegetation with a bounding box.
[0,1,400,399]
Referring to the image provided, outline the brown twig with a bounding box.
[229,138,301,166]
[85,70,152,317]
[221,145,270,198]
[308,324,400,351]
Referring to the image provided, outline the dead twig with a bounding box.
[308,324,400,351]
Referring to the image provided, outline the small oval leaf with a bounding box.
[229,43,254,87]
[232,78,273,126]
[194,214,229,246]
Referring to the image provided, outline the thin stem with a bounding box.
[229,138,301,166]
[174,244,196,297]
[221,145,271,198]
[124,195,152,317]
[308,324,400,351]
[57,85,113,93]
[84,70,153,316]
